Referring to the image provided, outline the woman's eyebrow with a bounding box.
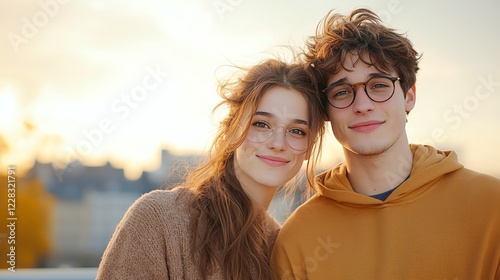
[254,111,274,118]
[254,111,308,126]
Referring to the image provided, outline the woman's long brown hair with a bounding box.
[184,58,325,279]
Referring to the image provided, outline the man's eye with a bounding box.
[372,83,390,89]
[333,90,351,98]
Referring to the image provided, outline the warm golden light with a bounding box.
[0,87,19,128]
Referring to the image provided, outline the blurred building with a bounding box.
[24,149,198,267]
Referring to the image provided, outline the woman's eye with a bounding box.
[252,121,270,129]
[288,128,306,136]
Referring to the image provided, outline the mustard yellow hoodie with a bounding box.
[271,144,500,279]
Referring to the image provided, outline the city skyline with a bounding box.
[1,0,499,178]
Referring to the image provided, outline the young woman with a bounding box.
[96,58,325,279]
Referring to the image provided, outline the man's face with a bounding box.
[324,53,415,156]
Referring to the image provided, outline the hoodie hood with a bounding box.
[314,144,464,206]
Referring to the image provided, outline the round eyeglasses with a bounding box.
[247,123,309,153]
[322,76,400,109]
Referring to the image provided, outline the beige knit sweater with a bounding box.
[96,187,281,279]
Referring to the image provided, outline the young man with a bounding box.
[271,8,500,279]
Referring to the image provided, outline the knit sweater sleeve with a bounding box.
[96,191,170,279]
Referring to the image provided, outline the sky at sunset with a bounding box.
[1,0,499,179]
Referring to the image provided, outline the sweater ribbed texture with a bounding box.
[97,187,280,279]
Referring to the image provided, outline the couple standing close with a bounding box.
[96,8,500,280]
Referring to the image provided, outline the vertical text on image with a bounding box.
[6,165,17,272]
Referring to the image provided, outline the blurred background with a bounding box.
[1,0,499,274]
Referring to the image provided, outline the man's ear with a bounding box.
[405,84,416,114]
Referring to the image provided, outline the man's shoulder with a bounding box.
[295,193,326,211]
[445,168,500,205]
[281,195,324,227]
[449,168,500,188]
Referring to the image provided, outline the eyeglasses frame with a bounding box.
[247,125,309,153]
[322,75,401,109]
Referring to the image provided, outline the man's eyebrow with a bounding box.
[254,111,308,125]
[368,72,392,78]
[328,77,348,87]
[327,72,393,88]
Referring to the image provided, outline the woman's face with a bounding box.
[234,86,310,190]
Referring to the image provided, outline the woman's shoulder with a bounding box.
[140,186,194,204]
[128,186,195,221]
